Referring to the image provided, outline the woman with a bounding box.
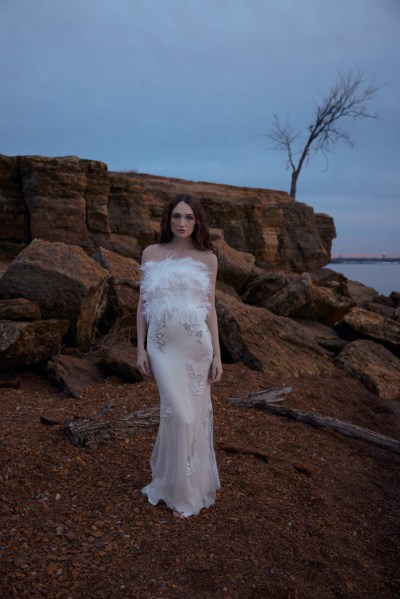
[136,194,222,518]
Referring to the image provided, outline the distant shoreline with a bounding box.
[331,257,400,264]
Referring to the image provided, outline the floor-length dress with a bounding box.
[140,256,220,517]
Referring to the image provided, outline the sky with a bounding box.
[1,0,399,255]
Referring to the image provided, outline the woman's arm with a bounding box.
[207,305,223,383]
[206,253,223,383]
[136,247,152,377]
[136,292,152,377]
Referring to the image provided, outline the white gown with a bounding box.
[140,256,220,517]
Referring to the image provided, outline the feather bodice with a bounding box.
[140,256,212,325]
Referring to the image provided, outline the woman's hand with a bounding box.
[137,348,152,377]
[208,356,223,383]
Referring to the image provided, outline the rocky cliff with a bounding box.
[0,154,335,271]
[1,154,399,401]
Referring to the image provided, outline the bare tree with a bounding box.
[267,70,381,199]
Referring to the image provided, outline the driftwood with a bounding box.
[60,405,159,447]
[218,441,316,476]
[115,407,159,438]
[63,417,115,447]
[230,386,400,455]
[230,386,293,406]
[41,403,159,447]
[218,441,270,462]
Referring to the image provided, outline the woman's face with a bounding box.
[170,201,196,239]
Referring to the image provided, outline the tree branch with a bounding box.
[229,389,400,455]
[265,69,383,198]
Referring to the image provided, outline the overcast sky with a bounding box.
[1,0,399,255]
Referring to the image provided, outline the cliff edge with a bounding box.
[0,154,335,271]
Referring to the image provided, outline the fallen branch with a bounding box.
[218,441,316,476]
[63,417,114,447]
[229,388,400,455]
[61,406,159,447]
[218,441,270,462]
[230,386,293,406]
[115,407,159,437]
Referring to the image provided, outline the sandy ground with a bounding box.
[1,362,400,599]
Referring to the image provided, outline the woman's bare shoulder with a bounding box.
[141,244,164,263]
[199,250,218,270]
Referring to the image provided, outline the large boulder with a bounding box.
[0,319,69,368]
[99,233,141,260]
[215,289,334,378]
[292,319,348,355]
[0,155,30,243]
[362,301,399,322]
[314,213,336,256]
[108,172,162,249]
[389,291,400,307]
[345,279,378,305]
[336,307,400,358]
[99,339,143,382]
[47,354,105,399]
[361,292,400,321]
[335,340,400,401]
[213,238,258,292]
[242,271,354,326]
[19,155,110,248]
[0,239,110,351]
[0,298,41,321]
[198,188,335,271]
[309,267,350,297]
[92,247,140,336]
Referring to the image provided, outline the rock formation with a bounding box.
[92,247,140,335]
[0,155,30,243]
[241,270,354,326]
[336,307,400,358]
[0,154,335,271]
[212,237,258,292]
[0,239,110,351]
[216,289,335,377]
[335,340,400,401]
[20,155,110,247]
[99,339,143,383]
[0,153,399,402]
[0,319,69,368]
[47,354,106,399]
[0,298,41,321]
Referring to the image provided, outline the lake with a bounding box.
[328,262,400,296]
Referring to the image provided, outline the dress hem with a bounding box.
[141,484,221,518]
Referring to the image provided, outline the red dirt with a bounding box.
[1,363,399,598]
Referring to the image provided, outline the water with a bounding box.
[328,262,400,296]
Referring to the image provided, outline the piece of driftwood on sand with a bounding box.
[41,405,159,448]
[229,386,400,455]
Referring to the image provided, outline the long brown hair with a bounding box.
[157,194,217,255]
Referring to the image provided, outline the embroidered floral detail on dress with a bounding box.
[161,405,174,421]
[155,332,166,352]
[186,359,209,395]
[152,317,167,352]
[183,323,203,344]
[185,439,196,476]
[183,323,194,336]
